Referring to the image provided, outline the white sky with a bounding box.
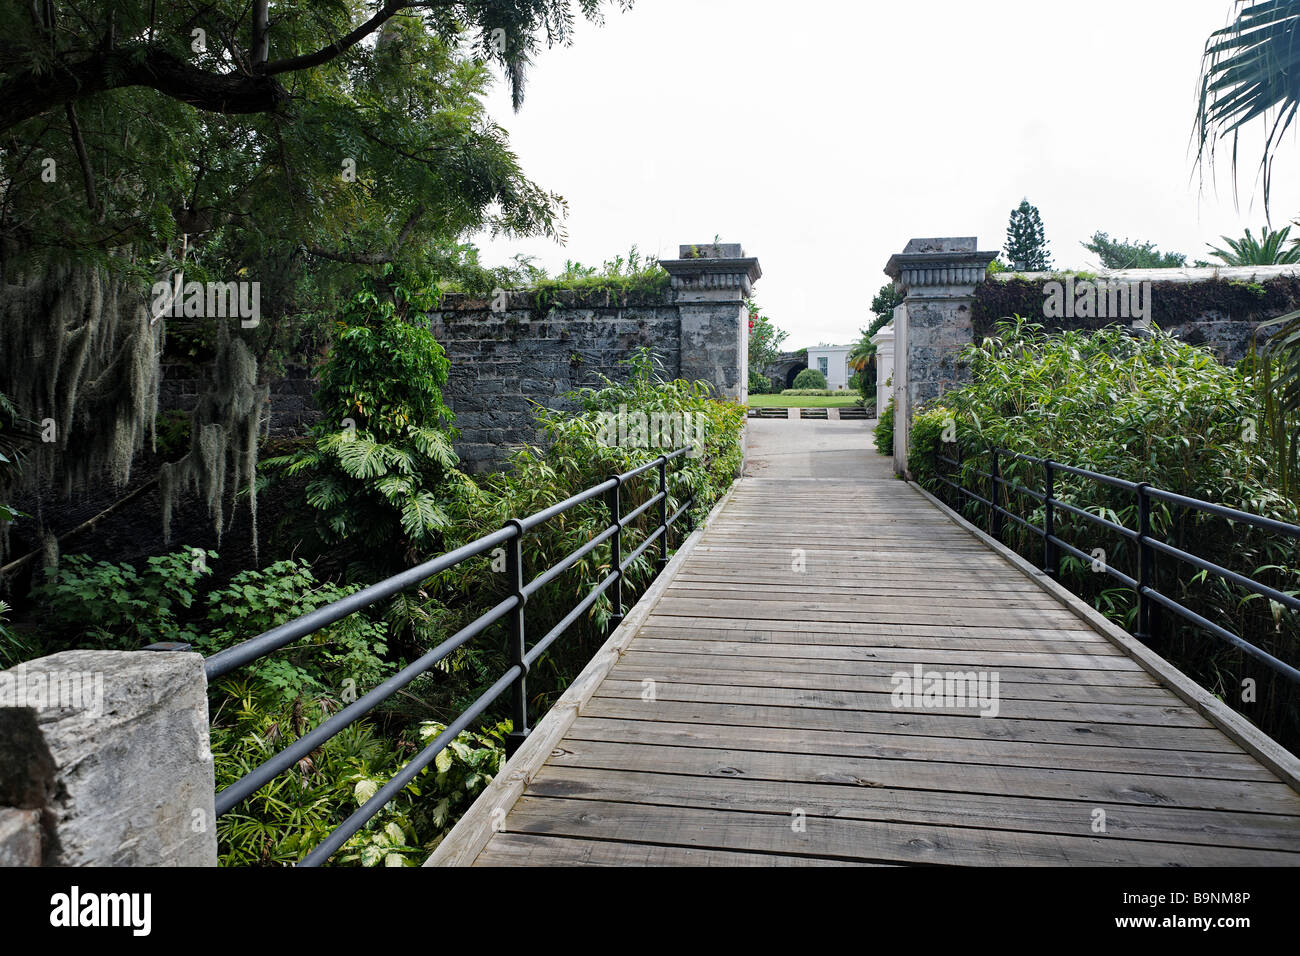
[471,0,1300,350]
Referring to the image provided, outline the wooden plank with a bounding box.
[640,614,1113,642]
[607,658,1181,705]
[472,831,879,866]
[545,739,1300,815]
[580,696,1246,752]
[504,796,1299,866]
[615,648,1160,687]
[596,678,1210,727]
[565,716,1272,780]
[631,636,1142,671]
[528,766,1300,851]
[636,624,1121,655]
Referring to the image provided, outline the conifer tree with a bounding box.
[1004,199,1053,271]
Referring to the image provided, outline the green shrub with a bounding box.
[211,682,508,867]
[263,270,462,572]
[912,316,1300,749]
[32,549,216,648]
[792,368,827,389]
[747,370,775,394]
[907,406,955,483]
[197,559,392,706]
[874,398,895,456]
[780,388,848,397]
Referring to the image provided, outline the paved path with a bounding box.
[448,420,1300,866]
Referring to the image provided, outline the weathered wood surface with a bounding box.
[454,422,1300,866]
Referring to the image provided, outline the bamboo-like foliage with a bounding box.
[911,318,1300,750]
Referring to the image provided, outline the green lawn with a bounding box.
[746,394,865,408]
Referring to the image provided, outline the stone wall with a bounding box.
[430,294,683,472]
[882,237,1300,478]
[160,363,320,437]
[430,245,760,473]
[974,267,1300,363]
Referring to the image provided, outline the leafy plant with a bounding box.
[264,271,465,570]
[874,397,895,456]
[32,549,216,648]
[910,317,1300,748]
[748,370,776,395]
[1208,226,1300,266]
[210,678,507,867]
[792,368,828,390]
[1195,0,1300,215]
[747,302,789,372]
[1082,231,1187,269]
[197,559,392,706]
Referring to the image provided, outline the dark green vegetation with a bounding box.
[1209,226,1300,266]
[1004,199,1052,271]
[792,368,828,390]
[909,319,1300,750]
[1081,232,1188,269]
[16,313,745,863]
[971,275,1300,347]
[0,1,753,866]
[874,398,894,456]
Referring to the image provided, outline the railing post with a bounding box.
[990,449,1002,541]
[1043,459,1058,579]
[503,520,529,758]
[656,455,669,572]
[607,475,624,629]
[1135,482,1154,645]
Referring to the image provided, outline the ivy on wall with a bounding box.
[971,275,1300,356]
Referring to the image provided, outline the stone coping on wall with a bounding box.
[432,288,671,312]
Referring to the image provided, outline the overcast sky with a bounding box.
[471,0,1300,350]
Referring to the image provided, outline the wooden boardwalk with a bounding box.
[434,420,1300,866]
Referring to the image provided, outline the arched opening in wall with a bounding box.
[784,364,803,389]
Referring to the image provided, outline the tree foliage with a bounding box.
[263,270,464,570]
[1082,232,1188,269]
[1195,0,1300,215]
[746,300,788,374]
[1004,199,1052,271]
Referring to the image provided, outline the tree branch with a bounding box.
[261,0,459,76]
[64,102,99,215]
[0,47,288,133]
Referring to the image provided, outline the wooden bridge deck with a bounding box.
[436,420,1300,866]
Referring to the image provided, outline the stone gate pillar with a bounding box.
[884,238,998,475]
[659,243,762,402]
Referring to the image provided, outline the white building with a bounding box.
[804,344,853,390]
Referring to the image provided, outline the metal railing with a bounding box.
[202,446,696,866]
[933,445,1300,687]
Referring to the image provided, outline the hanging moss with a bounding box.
[0,260,264,561]
[159,324,267,557]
